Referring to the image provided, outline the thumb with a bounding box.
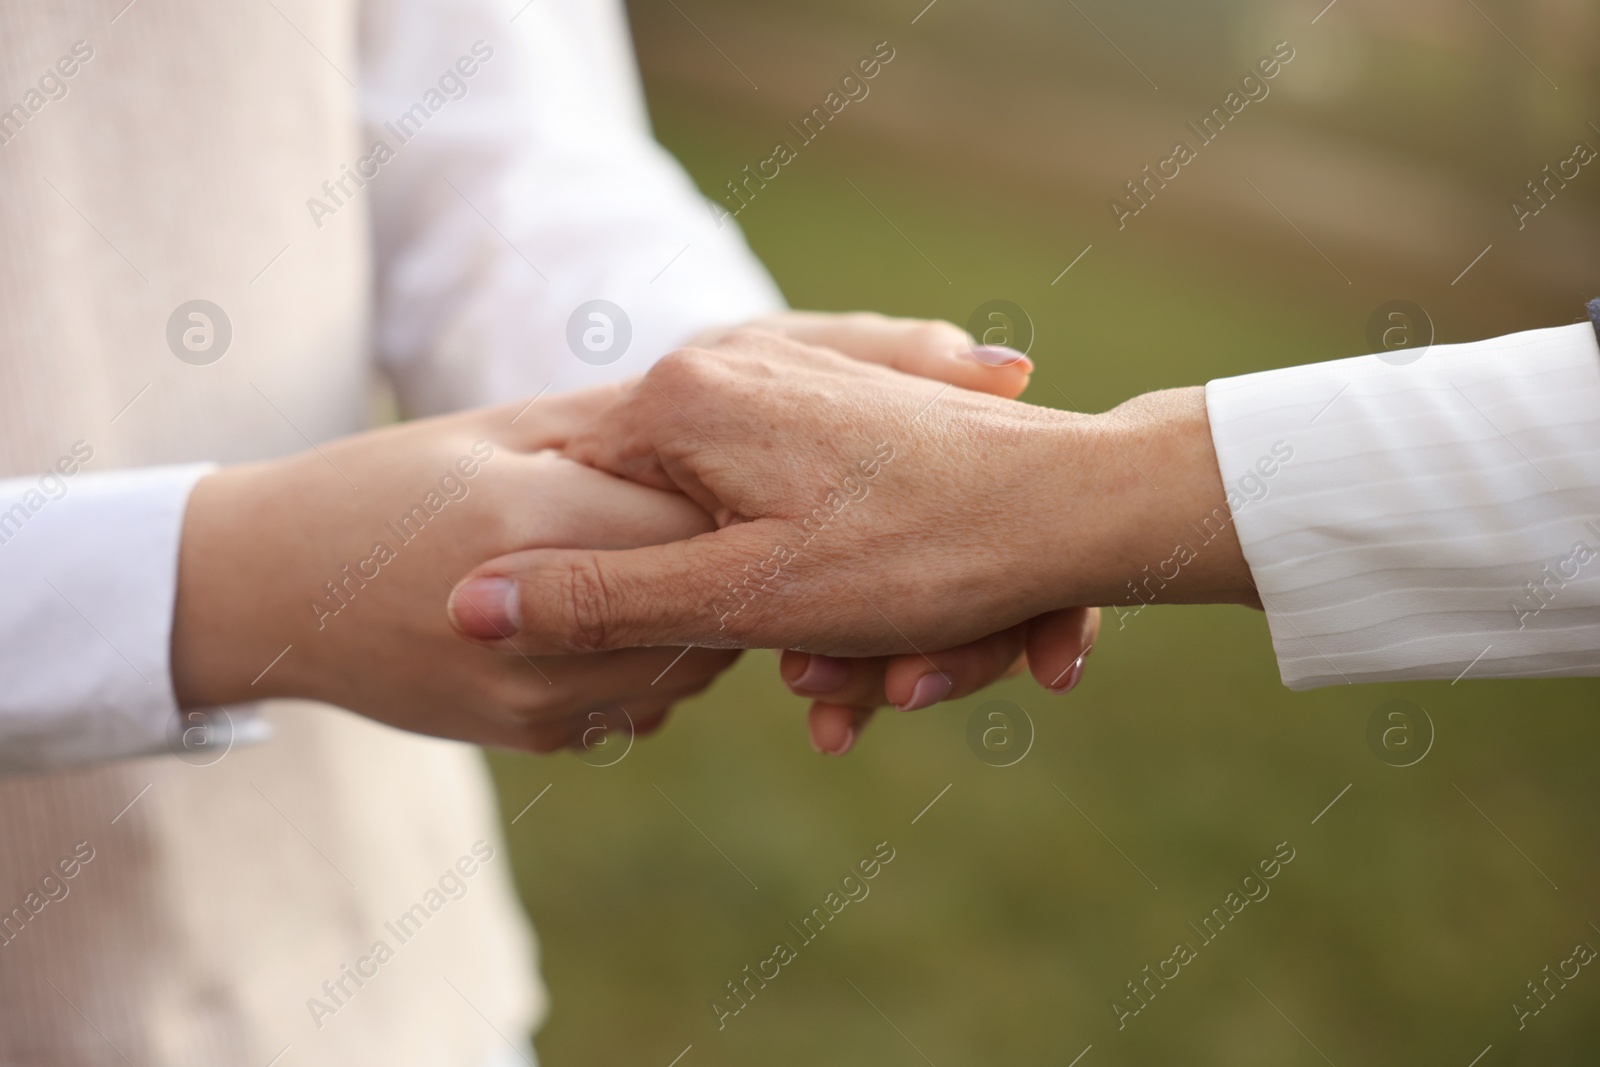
[448,532,759,653]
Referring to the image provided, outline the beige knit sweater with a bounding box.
[0,1,541,1062]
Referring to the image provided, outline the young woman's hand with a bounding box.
[172,389,736,753]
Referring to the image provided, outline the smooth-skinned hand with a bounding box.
[172,389,739,752]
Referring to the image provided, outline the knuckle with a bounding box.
[557,554,616,653]
[652,345,724,388]
[909,320,968,354]
[720,325,782,347]
[819,311,887,338]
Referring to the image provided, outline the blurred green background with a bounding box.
[490,1,1600,1063]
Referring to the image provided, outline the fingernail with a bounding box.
[964,345,1032,371]
[449,577,521,638]
[781,652,809,685]
[792,654,850,695]
[826,726,857,756]
[897,671,954,712]
[1049,653,1087,695]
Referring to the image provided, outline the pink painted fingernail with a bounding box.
[1049,653,1087,695]
[897,672,954,712]
[965,345,1032,370]
[792,654,850,695]
[449,577,522,638]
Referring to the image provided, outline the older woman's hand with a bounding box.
[447,329,1254,748]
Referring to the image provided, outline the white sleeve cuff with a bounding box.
[0,462,217,770]
[1205,321,1600,689]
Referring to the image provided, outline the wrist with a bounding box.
[170,458,310,707]
[1037,387,1258,612]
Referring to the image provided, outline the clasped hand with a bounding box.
[447,320,1119,755]
[172,313,1110,757]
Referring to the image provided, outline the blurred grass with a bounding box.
[488,8,1600,1064]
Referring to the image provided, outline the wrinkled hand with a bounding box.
[688,312,1101,754]
[174,310,1094,759]
[447,332,1223,742]
[445,331,1082,652]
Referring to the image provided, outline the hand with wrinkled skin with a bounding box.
[447,330,1252,744]
[695,311,1103,755]
[171,310,1091,757]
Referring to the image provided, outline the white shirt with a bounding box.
[0,0,783,770]
[1207,320,1600,689]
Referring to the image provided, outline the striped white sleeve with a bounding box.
[1205,322,1600,689]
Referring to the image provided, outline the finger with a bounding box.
[510,454,714,549]
[482,692,682,755]
[782,629,1029,713]
[570,698,673,752]
[517,722,577,755]
[744,311,1033,400]
[880,625,1029,712]
[632,707,672,738]
[476,650,738,753]
[448,524,777,652]
[647,654,736,706]
[806,702,876,756]
[1026,607,1100,694]
[481,380,634,453]
[540,704,638,755]
[780,651,889,707]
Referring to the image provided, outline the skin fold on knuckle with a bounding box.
[653,344,729,391]
[556,555,618,653]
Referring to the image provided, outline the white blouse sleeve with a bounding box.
[359,0,786,415]
[0,463,214,770]
[1206,321,1600,689]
